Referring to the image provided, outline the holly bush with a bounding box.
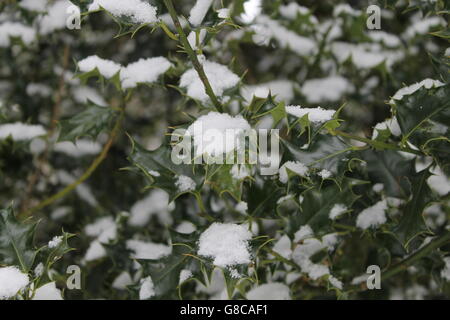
[0,0,449,300]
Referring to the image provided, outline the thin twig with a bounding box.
[333,130,422,155]
[20,45,71,213]
[163,0,223,112]
[19,108,126,219]
[382,232,450,281]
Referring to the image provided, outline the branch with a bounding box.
[163,0,223,112]
[382,232,450,281]
[333,130,422,155]
[19,108,125,219]
[20,45,71,213]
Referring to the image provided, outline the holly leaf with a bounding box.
[361,149,415,198]
[247,177,286,218]
[289,178,363,234]
[282,134,354,177]
[206,164,246,201]
[69,0,94,12]
[0,207,38,272]
[127,138,204,201]
[395,169,435,248]
[58,102,118,143]
[394,85,450,142]
[139,230,197,299]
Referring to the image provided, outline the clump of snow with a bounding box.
[235,201,248,215]
[180,61,240,101]
[26,83,52,97]
[279,161,309,184]
[188,0,214,26]
[0,266,29,300]
[441,257,450,281]
[54,140,102,158]
[187,29,207,50]
[19,0,48,11]
[279,3,310,20]
[48,236,63,249]
[241,0,262,23]
[372,117,401,139]
[126,240,172,260]
[147,170,160,177]
[403,16,446,39]
[333,4,361,17]
[373,183,384,193]
[272,235,292,259]
[301,76,354,103]
[84,217,117,262]
[277,194,294,205]
[390,78,445,103]
[112,272,133,290]
[286,106,335,124]
[84,241,106,262]
[293,225,314,242]
[175,175,197,193]
[331,42,404,70]
[186,112,251,157]
[246,283,291,300]
[351,274,370,285]
[176,221,197,234]
[0,123,46,141]
[329,276,343,290]
[368,31,401,47]
[85,216,117,243]
[322,233,339,251]
[34,263,44,277]
[356,200,388,229]
[329,204,347,220]
[120,57,172,89]
[230,164,250,180]
[241,80,296,104]
[179,270,193,284]
[198,223,252,267]
[0,22,36,47]
[32,282,63,300]
[89,0,158,24]
[39,0,72,35]
[73,86,107,106]
[427,166,450,196]
[129,190,174,227]
[445,47,450,56]
[292,238,329,280]
[139,276,155,300]
[252,16,316,56]
[78,55,122,79]
[318,169,332,179]
[217,8,230,19]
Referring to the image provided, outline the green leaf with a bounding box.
[0,206,38,272]
[69,0,95,12]
[44,231,76,269]
[206,163,247,201]
[247,177,286,218]
[282,134,354,177]
[127,137,204,201]
[139,230,197,299]
[289,178,363,234]
[395,169,434,247]
[58,102,118,142]
[394,85,450,142]
[430,29,450,40]
[361,149,415,198]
